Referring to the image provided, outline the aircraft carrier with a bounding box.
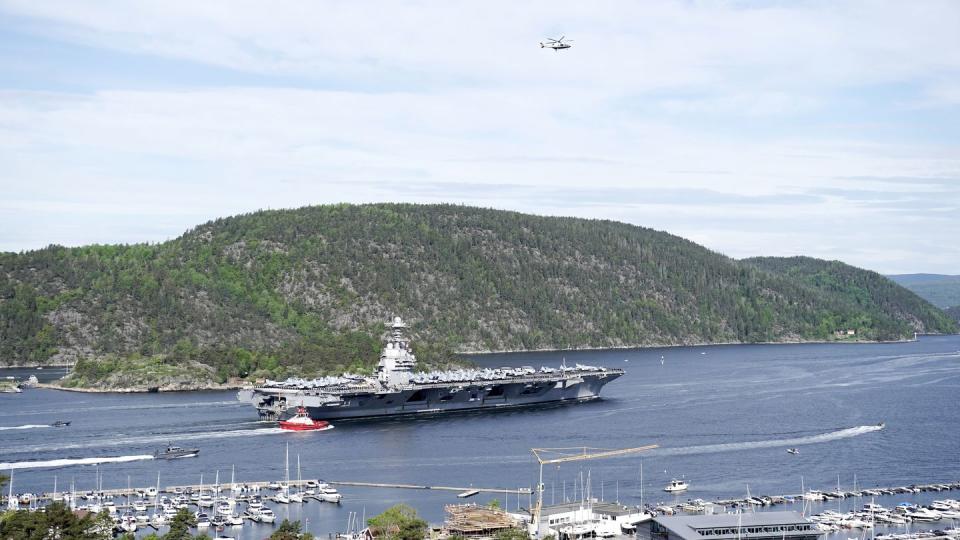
[237,317,624,421]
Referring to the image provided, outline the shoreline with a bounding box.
[0,364,72,369]
[457,336,925,356]
[33,381,245,394]
[16,333,953,393]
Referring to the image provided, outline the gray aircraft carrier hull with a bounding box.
[242,371,622,421]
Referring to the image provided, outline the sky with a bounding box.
[1,1,958,274]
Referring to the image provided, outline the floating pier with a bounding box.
[328,481,531,495]
[3,477,957,513]
[708,481,960,509]
[1,477,532,507]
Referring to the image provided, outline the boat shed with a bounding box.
[640,511,821,540]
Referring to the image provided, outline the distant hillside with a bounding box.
[1,204,955,384]
[743,257,956,337]
[888,274,960,309]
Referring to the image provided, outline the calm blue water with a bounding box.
[1,336,959,538]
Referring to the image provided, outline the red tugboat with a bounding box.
[279,406,333,431]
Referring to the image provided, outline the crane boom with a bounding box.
[529,443,658,538]
[532,444,658,465]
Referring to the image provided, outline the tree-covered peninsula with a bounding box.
[1,204,954,389]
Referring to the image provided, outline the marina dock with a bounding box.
[708,481,960,509]
[1,477,533,508]
[3,472,958,538]
[328,481,531,495]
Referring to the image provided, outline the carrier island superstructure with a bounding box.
[237,317,624,421]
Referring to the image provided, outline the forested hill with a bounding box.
[1,204,955,382]
[887,273,960,309]
[742,256,956,337]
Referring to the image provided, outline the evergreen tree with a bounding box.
[0,502,112,540]
[162,507,197,540]
[270,519,315,540]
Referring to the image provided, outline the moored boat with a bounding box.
[318,484,342,503]
[258,508,277,523]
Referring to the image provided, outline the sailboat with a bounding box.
[151,473,167,526]
[337,511,366,540]
[119,475,138,533]
[6,470,16,511]
[223,465,243,525]
[198,472,215,508]
[273,444,291,504]
[625,460,654,530]
[290,454,304,503]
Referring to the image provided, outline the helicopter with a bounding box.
[540,36,573,51]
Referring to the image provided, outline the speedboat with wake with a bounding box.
[155,444,200,459]
[51,420,71,427]
[787,448,800,455]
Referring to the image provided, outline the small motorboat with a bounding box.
[664,478,689,493]
[279,406,333,431]
[787,448,800,455]
[155,444,200,459]
[51,420,71,427]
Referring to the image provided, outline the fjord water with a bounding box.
[2,336,959,536]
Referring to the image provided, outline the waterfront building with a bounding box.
[535,501,652,539]
[640,511,821,540]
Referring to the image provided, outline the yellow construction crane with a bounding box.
[529,444,658,538]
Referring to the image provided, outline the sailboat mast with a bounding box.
[285,442,290,495]
[837,474,841,513]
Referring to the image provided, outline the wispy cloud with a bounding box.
[0,1,958,272]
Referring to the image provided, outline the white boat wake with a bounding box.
[0,454,155,470]
[3,427,288,454]
[0,424,51,431]
[653,424,884,457]
[157,427,288,443]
